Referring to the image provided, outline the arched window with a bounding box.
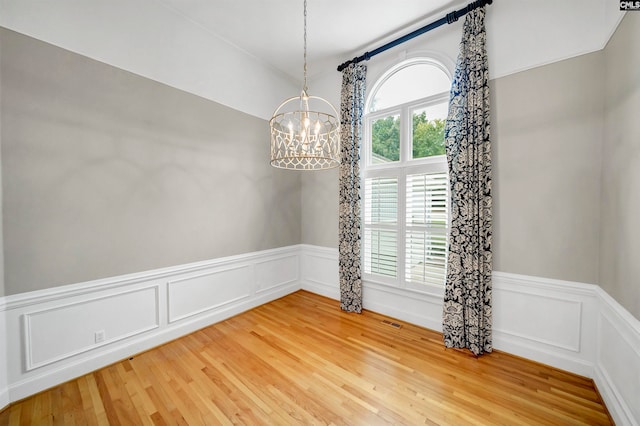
[362,58,451,291]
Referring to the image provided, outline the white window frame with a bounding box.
[362,59,451,294]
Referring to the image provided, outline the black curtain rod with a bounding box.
[337,0,493,72]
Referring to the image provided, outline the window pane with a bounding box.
[412,102,448,159]
[406,173,448,227]
[364,229,397,278]
[365,177,398,225]
[406,231,447,285]
[370,64,450,112]
[362,58,452,290]
[371,115,400,163]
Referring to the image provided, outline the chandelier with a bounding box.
[269,0,340,170]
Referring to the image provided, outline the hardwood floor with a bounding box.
[0,290,612,425]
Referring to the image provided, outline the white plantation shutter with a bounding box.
[364,177,398,278]
[364,229,397,277]
[405,172,448,285]
[362,59,451,289]
[364,177,398,225]
[406,173,448,227]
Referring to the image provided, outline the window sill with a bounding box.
[362,277,444,302]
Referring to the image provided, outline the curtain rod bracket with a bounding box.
[336,0,493,72]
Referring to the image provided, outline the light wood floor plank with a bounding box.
[0,290,613,425]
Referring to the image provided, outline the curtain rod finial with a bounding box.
[336,0,493,73]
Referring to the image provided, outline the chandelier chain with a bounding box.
[303,0,308,93]
[269,0,340,170]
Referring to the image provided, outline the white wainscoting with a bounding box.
[492,272,599,377]
[299,245,599,375]
[1,244,638,425]
[167,265,253,323]
[24,286,160,371]
[594,287,640,426]
[0,299,9,410]
[299,245,340,300]
[299,245,443,332]
[0,245,301,405]
[298,244,640,426]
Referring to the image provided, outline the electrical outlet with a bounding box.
[95,330,106,344]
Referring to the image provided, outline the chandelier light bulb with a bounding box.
[269,0,340,170]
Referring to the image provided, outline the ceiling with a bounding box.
[153,0,624,82]
[155,0,459,81]
[0,0,627,119]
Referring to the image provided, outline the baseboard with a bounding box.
[0,245,302,404]
[0,302,7,412]
[492,272,599,377]
[0,370,7,412]
[595,364,637,426]
[298,244,639,426]
[299,245,445,331]
[299,246,598,375]
[0,387,8,414]
[299,244,340,300]
[593,287,640,426]
[2,243,638,426]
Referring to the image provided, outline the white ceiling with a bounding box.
[153,0,624,82]
[0,0,627,119]
[156,0,459,81]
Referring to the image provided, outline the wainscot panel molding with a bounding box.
[167,266,253,324]
[299,244,340,300]
[299,244,445,332]
[492,272,599,377]
[0,303,8,410]
[298,245,640,426]
[0,379,6,413]
[594,286,640,426]
[0,245,301,406]
[1,244,638,425]
[24,286,160,371]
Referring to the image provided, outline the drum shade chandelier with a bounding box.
[269,0,340,170]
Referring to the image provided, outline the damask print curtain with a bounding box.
[338,63,367,313]
[442,6,493,356]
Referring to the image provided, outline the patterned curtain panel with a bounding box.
[442,7,493,356]
[339,63,367,313]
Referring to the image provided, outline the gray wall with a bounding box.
[600,13,640,318]
[491,52,604,284]
[302,52,606,285]
[0,37,4,298]
[0,28,301,295]
[301,168,339,248]
[301,27,640,320]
